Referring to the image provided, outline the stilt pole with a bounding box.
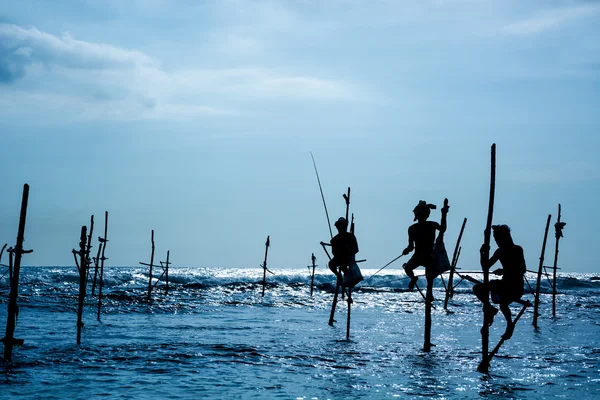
[444,218,467,309]
[533,214,552,328]
[85,215,94,287]
[76,226,88,345]
[97,211,108,320]
[477,144,496,374]
[552,204,564,318]
[346,289,352,340]
[261,236,271,297]
[485,302,530,366]
[147,230,155,300]
[309,253,317,297]
[3,184,32,361]
[423,198,448,352]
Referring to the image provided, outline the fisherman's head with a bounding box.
[492,224,513,248]
[413,200,436,222]
[334,217,348,232]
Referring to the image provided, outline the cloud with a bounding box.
[0,23,360,121]
[501,4,600,36]
[0,23,155,69]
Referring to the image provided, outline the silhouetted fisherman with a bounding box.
[329,217,362,298]
[474,224,530,340]
[402,200,448,291]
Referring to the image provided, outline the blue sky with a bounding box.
[1,0,598,273]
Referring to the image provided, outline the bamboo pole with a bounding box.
[76,226,88,345]
[328,188,352,323]
[552,204,564,317]
[309,253,317,296]
[261,236,270,297]
[484,302,530,366]
[423,198,448,352]
[146,230,156,300]
[85,215,94,287]
[164,250,170,295]
[477,144,496,374]
[444,218,467,310]
[346,288,352,340]
[533,214,552,328]
[91,240,102,296]
[97,211,108,320]
[3,184,32,361]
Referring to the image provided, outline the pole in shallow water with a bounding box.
[97,211,108,320]
[261,236,271,297]
[308,253,317,297]
[533,214,552,328]
[423,198,449,352]
[444,217,467,310]
[552,204,565,318]
[483,302,531,368]
[477,144,496,374]
[3,184,33,362]
[75,226,88,345]
[139,230,156,301]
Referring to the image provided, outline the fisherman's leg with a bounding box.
[328,258,342,280]
[474,281,499,326]
[500,302,515,340]
[403,256,420,291]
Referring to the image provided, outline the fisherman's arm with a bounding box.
[480,246,500,270]
[439,199,449,233]
[403,228,415,255]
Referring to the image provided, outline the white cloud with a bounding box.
[0,23,360,122]
[502,4,600,36]
[0,23,155,68]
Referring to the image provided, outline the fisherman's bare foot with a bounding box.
[502,323,515,340]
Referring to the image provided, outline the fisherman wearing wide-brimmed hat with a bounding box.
[402,200,449,291]
[328,217,360,286]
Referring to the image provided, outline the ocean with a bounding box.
[1,266,599,399]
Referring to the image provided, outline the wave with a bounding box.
[5,266,599,295]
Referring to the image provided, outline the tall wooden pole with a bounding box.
[4,184,32,361]
[423,198,448,352]
[147,230,155,300]
[477,144,495,374]
[85,215,94,287]
[444,218,467,310]
[261,236,270,297]
[97,211,108,320]
[552,204,564,318]
[533,214,552,328]
[76,226,88,345]
[165,250,170,295]
[309,253,317,297]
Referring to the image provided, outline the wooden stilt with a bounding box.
[3,184,32,361]
[309,254,316,295]
[91,240,102,296]
[484,303,530,366]
[85,215,94,287]
[552,204,565,318]
[444,218,467,310]
[477,144,496,374]
[164,250,170,294]
[423,198,448,352]
[144,230,156,301]
[261,236,270,297]
[346,288,352,340]
[533,214,552,328]
[75,226,88,345]
[97,211,108,320]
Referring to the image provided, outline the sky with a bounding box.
[0,0,599,273]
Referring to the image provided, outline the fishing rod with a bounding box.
[360,253,405,286]
[310,152,333,239]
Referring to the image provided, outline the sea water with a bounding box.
[1,266,599,399]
